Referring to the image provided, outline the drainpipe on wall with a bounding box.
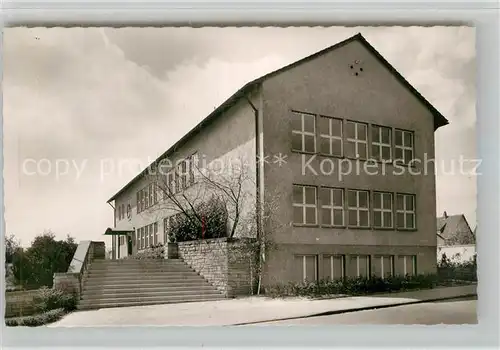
[245,89,264,294]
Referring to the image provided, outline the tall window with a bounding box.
[292,185,317,225]
[294,255,318,282]
[347,189,370,227]
[141,227,145,249]
[398,255,417,276]
[371,125,392,162]
[396,193,416,229]
[291,111,316,153]
[320,187,344,227]
[163,217,170,243]
[373,192,393,229]
[373,255,394,278]
[136,192,140,213]
[189,152,198,185]
[145,225,150,247]
[395,129,414,164]
[345,121,368,159]
[149,224,154,247]
[349,255,371,278]
[322,255,345,280]
[319,116,342,157]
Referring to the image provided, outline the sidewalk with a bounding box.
[48,284,476,327]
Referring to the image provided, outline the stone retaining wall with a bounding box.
[5,290,39,318]
[177,238,254,297]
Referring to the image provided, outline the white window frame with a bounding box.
[325,254,345,280]
[395,129,414,164]
[353,255,371,278]
[371,125,392,162]
[319,116,343,156]
[373,191,394,229]
[347,189,370,228]
[298,255,318,282]
[291,112,316,153]
[402,255,417,276]
[379,255,394,277]
[141,227,145,249]
[293,185,318,225]
[346,121,368,159]
[321,187,345,227]
[396,193,416,229]
[189,152,199,185]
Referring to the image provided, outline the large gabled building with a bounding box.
[105,33,448,289]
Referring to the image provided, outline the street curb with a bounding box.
[232,293,477,326]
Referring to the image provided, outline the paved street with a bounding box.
[260,297,477,325]
[48,285,476,327]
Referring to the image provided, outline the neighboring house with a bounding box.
[105,33,448,288]
[436,211,475,246]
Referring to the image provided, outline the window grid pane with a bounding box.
[319,117,343,156]
[396,194,416,229]
[371,126,392,162]
[293,185,317,225]
[373,192,393,228]
[346,121,368,159]
[321,188,344,227]
[347,190,369,227]
[291,112,316,153]
[395,130,414,164]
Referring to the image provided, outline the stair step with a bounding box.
[84,275,204,284]
[83,280,212,290]
[89,266,194,272]
[78,294,224,308]
[92,259,185,265]
[88,271,199,277]
[77,296,225,310]
[82,285,217,295]
[81,289,220,300]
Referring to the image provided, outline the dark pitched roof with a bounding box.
[436,214,473,240]
[107,33,449,203]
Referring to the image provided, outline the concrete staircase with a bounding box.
[78,259,225,310]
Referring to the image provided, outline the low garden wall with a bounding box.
[5,290,39,318]
[177,238,254,297]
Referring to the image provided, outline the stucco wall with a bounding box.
[178,238,254,297]
[259,39,439,284]
[112,93,259,258]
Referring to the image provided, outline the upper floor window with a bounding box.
[347,189,369,227]
[291,111,316,153]
[189,152,199,185]
[292,185,317,225]
[396,193,416,229]
[319,116,342,157]
[373,191,393,229]
[371,125,392,162]
[395,129,414,164]
[320,187,344,227]
[345,121,368,159]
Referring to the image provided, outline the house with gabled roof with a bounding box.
[99,33,448,303]
[437,211,475,246]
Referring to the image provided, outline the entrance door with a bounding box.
[127,235,133,255]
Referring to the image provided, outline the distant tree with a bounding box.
[5,234,20,264]
[11,231,77,289]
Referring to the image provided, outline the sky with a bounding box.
[3,26,476,247]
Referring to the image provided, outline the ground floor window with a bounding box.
[348,255,371,278]
[294,255,318,282]
[372,255,394,278]
[322,254,345,280]
[398,255,417,276]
